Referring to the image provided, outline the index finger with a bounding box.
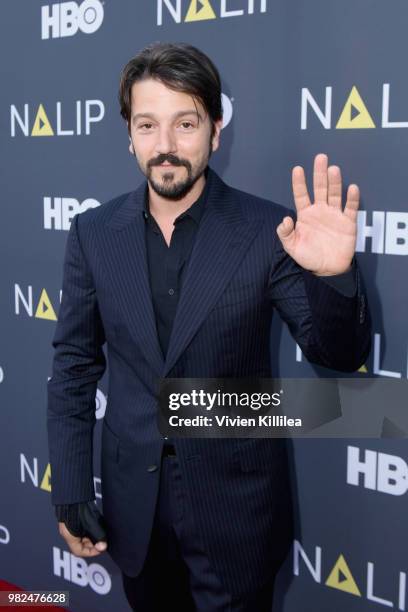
[292,165,311,211]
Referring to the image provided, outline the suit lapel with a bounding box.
[105,182,165,377]
[106,168,262,379]
[163,169,262,377]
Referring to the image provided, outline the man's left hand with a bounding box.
[277,153,359,276]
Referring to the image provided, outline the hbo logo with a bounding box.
[41,0,104,40]
[53,547,111,594]
[347,446,408,496]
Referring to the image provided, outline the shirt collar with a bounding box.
[143,165,210,225]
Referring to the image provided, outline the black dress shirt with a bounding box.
[55,166,356,524]
[144,165,211,357]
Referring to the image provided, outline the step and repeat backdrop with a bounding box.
[0,1,407,611]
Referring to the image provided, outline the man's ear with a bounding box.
[128,136,135,156]
[211,119,223,153]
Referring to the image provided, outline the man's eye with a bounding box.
[138,123,153,130]
[180,121,194,129]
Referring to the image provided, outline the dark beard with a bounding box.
[145,144,212,200]
[148,160,199,200]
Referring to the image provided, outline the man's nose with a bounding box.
[155,126,177,154]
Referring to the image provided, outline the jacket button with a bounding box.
[147,465,158,473]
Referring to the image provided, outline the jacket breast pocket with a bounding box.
[212,280,260,310]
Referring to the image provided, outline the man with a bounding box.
[47,42,371,611]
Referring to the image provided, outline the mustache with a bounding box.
[147,154,191,170]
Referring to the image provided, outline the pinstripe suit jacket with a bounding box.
[47,166,371,598]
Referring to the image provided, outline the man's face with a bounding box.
[128,78,222,200]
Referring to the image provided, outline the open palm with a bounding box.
[277,153,359,275]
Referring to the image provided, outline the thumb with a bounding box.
[78,502,108,547]
[276,216,295,242]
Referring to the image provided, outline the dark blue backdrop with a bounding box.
[1,1,407,610]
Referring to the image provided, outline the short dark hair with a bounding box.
[118,41,223,136]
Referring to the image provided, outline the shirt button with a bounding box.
[147,465,158,473]
[168,288,175,295]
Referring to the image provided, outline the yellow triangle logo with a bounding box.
[336,86,375,129]
[325,554,362,596]
[358,364,368,373]
[40,463,52,492]
[31,104,54,136]
[185,0,216,22]
[35,289,57,321]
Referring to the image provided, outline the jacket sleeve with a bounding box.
[317,258,357,297]
[267,236,371,373]
[47,213,106,504]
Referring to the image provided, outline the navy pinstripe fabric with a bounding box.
[47,167,371,598]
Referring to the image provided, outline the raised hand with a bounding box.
[276,153,359,276]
